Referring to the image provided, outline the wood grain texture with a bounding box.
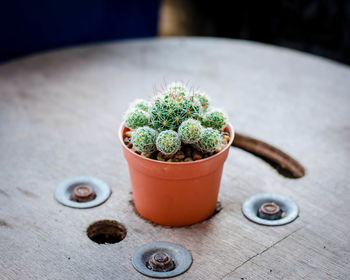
[0,38,349,280]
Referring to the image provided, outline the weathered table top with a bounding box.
[0,38,349,280]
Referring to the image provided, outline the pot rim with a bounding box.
[119,122,235,166]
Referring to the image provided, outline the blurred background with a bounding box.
[1,0,349,64]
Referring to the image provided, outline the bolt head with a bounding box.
[154,252,169,262]
[261,202,280,215]
[70,185,96,202]
[147,251,175,272]
[258,202,282,220]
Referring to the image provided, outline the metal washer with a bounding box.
[242,193,299,226]
[55,176,111,208]
[132,241,192,278]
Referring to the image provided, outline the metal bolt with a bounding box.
[242,193,299,226]
[70,185,96,202]
[146,251,175,272]
[258,202,283,220]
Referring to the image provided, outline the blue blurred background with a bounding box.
[0,0,160,63]
[1,0,349,64]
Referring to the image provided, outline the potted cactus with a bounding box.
[119,82,234,226]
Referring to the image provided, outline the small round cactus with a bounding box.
[194,91,210,112]
[156,130,181,155]
[131,126,158,153]
[166,81,188,92]
[201,109,227,130]
[164,81,188,102]
[178,119,203,144]
[124,108,150,129]
[129,99,150,112]
[196,128,222,153]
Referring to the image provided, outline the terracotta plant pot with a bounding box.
[119,123,234,226]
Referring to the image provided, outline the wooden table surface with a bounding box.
[0,38,349,280]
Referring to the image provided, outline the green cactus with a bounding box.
[178,119,203,144]
[156,130,181,155]
[194,90,210,112]
[149,94,188,132]
[201,109,227,130]
[183,94,203,120]
[129,99,150,112]
[196,127,222,153]
[124,108,150,129]
[164,81,188,101]
[123,81,231,160]
[131,126,158,153]
[149,88,205,132]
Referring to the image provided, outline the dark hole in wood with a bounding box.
[87,220,127,244]
[251,152,300,178]
[232,133,305,179]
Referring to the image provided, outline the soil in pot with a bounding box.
[123,130,231,162]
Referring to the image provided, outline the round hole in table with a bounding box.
[87,220,127,244]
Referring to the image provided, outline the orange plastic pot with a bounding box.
[119,123,234,226]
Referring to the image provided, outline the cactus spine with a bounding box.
[196,128,222,153]
[129,99,150,112]
[149,94,188,131]
[124,108,150,129]
[131,126,158,153]
[156,130,181,155]
[193,90,210,112]
[178,119,203,144]
[201,109,228,130]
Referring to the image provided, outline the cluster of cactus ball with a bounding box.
[124,82,229,158]
[156,130,181,155]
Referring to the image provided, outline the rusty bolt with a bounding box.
[258,202,283,220]
[146,251,175,272]
[70,185,96,202]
